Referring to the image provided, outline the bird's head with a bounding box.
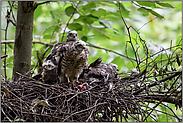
[66,30,78,41]
[42,60,56,71]
[71,40,86,53]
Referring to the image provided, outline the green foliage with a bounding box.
[1,1,182,122]
[65,6,77,16]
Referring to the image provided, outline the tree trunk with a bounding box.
[13,1,36,81]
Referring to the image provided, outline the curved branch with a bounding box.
[133,71,182,95]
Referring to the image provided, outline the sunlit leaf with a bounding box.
[111,56,124,70]
[155,1,174,8]
[126,61,135,69]
[43,34,52,39]
[142,7,164,19]
[80,2,96,13]
[75,14,98,24]
[104,33,122,42]
[118,3,130,18]
[137,7,149,16]
[34,5,42,20]
[91,8,106,18]
[136,1,156,8]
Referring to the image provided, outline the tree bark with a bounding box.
[13,1,36,81]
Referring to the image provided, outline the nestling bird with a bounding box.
[40,30,89,84]
[58,40,89,83]
[41,59,58,83]
[40,30,79,83]
[43,30,79,64]
[81,57,118,83]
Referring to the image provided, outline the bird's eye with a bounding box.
[75,34,77,36]
[69,33,72,36]
[77,44,83,49]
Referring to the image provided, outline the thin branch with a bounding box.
[61,1,81,41]
[2,40,136,61]
[1,55,8,59]
[9,1,16,24]
[133,71,182,95]
[118,2,140,70]
[87,43,136,61]
[62,102,107,122]
[36,1,51,6]
[1,40,54,46]
[142,73,182,121]
[1,108,12,122]
[39,23,62,42]
[142,94,181,106]
[4,9,10,79]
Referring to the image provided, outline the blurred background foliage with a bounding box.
[1,1,182,122]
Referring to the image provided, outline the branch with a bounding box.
[61,1,81,41]
[142,94,182,106]
[39,23,62,42]
[1,55,8,59]
[87,43,136,61]
[118,2,140,70]
[62,102,107,122]
[36,1,51,6]
[1,40,54,47]
[2,40,136,61]
[133,71,182,95]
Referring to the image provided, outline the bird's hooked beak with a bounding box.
[73,34,76,38]
[43,65,47,70]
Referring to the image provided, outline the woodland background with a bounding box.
[1,1,182,122]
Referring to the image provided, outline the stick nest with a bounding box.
[1,56,182,122]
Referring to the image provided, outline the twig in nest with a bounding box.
[62,102,108,122]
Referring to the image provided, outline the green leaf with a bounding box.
[81,36,88,42]
[111,57,124,70]
[99,20,119,33]
[136,1,156,8]
[126,61,135,69]
[68,23,82,31]
[91,8,106,18]
[54,25,61,32]
[65,6,77,16]
[143,7,164,19]
[147,8,164,19]
[137,7,149,16]
[75,14,98,24]
[43,34,52,39]
[119,3,130,18]
[81,2,96,13]
[155,1,174,8]
[104,33,122,42]
[34,5,42,20]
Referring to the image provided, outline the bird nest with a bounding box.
[1,57,182,122]
[1,76,138,122]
